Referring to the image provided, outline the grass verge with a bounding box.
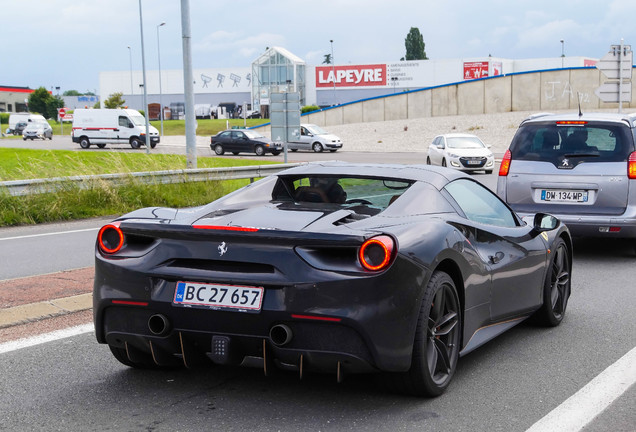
[0,149,276,227]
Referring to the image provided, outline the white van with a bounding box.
[8,113,44,134]
[71,108,160,149]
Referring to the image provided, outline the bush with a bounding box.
[301,105,320,114]
[0,113,9,125]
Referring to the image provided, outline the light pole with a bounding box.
[127,46,133,95]
[330,39,336,106]
[157,21,166,136]
[138,0,151,154]
[560,39,565,68]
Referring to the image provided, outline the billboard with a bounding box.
[463,61,490,80]
[316,64,387,88]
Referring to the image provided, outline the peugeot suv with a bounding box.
[497,112,636,243]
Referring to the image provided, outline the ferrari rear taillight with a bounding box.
[98,222,124,254]
[628,152,636,179]
[499,150,512,176]
[359,235,395,271]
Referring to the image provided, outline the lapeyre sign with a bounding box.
[316,64,387,87]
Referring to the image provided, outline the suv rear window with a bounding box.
[509,122,634,163]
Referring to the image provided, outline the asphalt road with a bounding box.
[0,140,634,431]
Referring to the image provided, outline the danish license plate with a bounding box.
[541,189,588,203]
[173,281,263,313]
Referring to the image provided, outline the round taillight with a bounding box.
[359,235,395,271]
[98,223,124,254]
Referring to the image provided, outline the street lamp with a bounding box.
[138,0,151,154]
[560,39,565,68]
[330,39,336,106]
[157,22,166,136]
[127,46,133,95]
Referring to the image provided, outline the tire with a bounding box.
[79,137,91,149]
[271,150,281,156]
[232,152,239,155]
[533,238,571,327]
[254,145,265,156]
[290,149,298,152]
[312,142,324,153]
[214,144,225,155]
[22,137,26,141]
[131,139,142,149]
[97,144,106,149]
[388,271,461,397]
[441,159,447,167]
[150,141,157,149]
[329,149,337,152]
[426,156,432,165]
[485,170,493,174]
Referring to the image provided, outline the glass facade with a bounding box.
[252,47,306,113]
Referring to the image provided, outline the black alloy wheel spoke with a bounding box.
[435,311,458,336]
[433,337,451,374]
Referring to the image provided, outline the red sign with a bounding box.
[316,64,387,88]
[58,108,66,117]
[463,62,489,80]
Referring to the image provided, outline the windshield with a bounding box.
[271,175,413,215]
[304,125,328,135]
[243,130,266,139]
[446,136,485,149]
[510,123,634,162]
[129,115,146,126]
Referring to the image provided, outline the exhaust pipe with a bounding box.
[148,314,171,336]
[269,324,293,346]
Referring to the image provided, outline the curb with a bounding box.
[0,293,92,329]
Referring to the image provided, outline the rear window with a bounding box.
[509,122,634,163]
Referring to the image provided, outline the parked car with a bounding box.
[210,129,282,156]
[13,121,28,136]
[427,133,495,173]
[93,161,571,397]
[498,112,636,248]
[22,120,53,140]
[288,124,343,152]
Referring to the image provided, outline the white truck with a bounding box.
[7,113,44,134]
[71,108,160,149]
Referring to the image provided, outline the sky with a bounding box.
[4,0,636,94]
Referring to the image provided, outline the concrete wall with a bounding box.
[301,68,636,128]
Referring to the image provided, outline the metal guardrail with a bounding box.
[0,163,304,197]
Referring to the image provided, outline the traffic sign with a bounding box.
[596,45,632,80]
[58,108,66,117]
[595,82,632,103]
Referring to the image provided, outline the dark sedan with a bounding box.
[210,129,282,156]
[93,162,572,397]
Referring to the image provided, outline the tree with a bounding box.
[104,92,126,109]
[323,54,332,64]
[46,95,65,120]
[403,27,428,61]
[63,90,82,96]
[27,87,52,117]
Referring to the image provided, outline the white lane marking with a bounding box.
[0,324,93,354]
[526,345,636,432]
[0,227,99,242]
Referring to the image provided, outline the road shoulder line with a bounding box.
[526,345,636,432]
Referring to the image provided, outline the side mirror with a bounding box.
[127,122,134,128]
[436,143,445,149]
[533,213,558,232]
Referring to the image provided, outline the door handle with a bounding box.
[489,251,505,264]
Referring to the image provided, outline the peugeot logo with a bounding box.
[218,242,228,256]
[561,158,570,168]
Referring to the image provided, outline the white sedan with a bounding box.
[426,133,495,174]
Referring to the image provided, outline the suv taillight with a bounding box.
[629,152,636,179]
[499,150,511,176]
